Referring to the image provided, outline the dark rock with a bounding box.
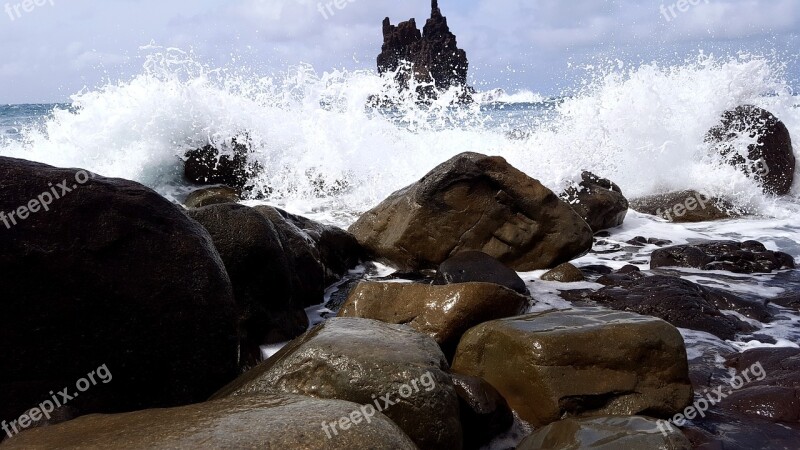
[184,136,261,192]
[590,274,756,340]
[433,251,526,294]
[651,241,795,274]
[0,394,417,449]
[767,292,800,310]
[378,0,470,100]
[517,416,692,450]
[338,281,528,358]
[349,152,593,272]
[0,157,238,424]
[561,171,629,232]
[630,190,737,222]
[183,185,240,208]
[186,204,308,364]
[213,318,462,450]
[255,206,366,307]
[451,374,513,450]
[626,236,673,247]
[706,105,795,195]
[577,265,615,276]
[541,262,586,282]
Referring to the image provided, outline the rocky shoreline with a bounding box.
[1,105,799,449]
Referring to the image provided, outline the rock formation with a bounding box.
[377,0,470,100]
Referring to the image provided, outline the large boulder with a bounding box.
[517,416,692,450]
[0,394,417,449]
[651,241,795,274]
[629,190,736,222]
[378,0,470,100]
[255,206,366,307]
[186,204,308,364]
[590,274,761,340]
[0,157,239,423]
[338,281,528,357]
[213,317,462,450]
[706,105,795,195]
[433,251,527,294]
[349,152,593,272]
[561,171,629,232]
[451,308,693,427]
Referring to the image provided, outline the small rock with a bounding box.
[541,262,586,282]
[651,241,795,274]
[183,185,240,208]
[433,251,527,294]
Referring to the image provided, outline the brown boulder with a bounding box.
[213,317,461,450]
[629,190,736,222]
[517,416,691,450]
[433,251,527,294]
[561,171,629,232]
[451,308,693,427]
[541,263,586,282]
[0,394,417,449]
[338,281,528,357]
[183,185,240,208]
[349,152,593,272]
[451,374,513,449]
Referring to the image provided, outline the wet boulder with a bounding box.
[706,105,795,195]
[517,416,692,450]
[451,308,693,427]
[350,152,593,272]
[629,190,736,222]
[451,374,514,450]
[183,185,240,208]
[338,281,528,357]
[561,171,629,232]
[651,241,795,274]
[0,157,239,423]
[541,262,586,282]
[213,317,462,450]
[433,251,527,294]
[184,137,261,192]
[0,394,417,449]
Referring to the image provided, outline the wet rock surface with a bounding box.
[451,374,514,450]
[349,152,593,272]
[541,262,586,282]
[451,308,693,427]
[651,241,795,274]
[183,185,240,208]
[184,137,261,192]
[213,317,462,450]
[630,190,736,223]
[433,251,527,294]
[561,171,629,232]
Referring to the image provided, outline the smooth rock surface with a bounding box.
[561,171,629,232]
[433,251,527,294]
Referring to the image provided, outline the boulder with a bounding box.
[561,171,629,232]
[183,185,240,208]
[0,157,238,423]
[651,241,795,274]
[378,0,470,100]
[349,152,593,272]
[451,308,693,427]
[338,281,528,357]
[186,204,308,364]
[590,274,759,340]
[184,136,261,192]
[541,263,586,282]
[213,317,462,450]
[706,105,795,195]
[451,374,513,449]
[0,394,417,449]
[517,416,692,450]
[433,251,527,294]
[256,206,366,307]
[629,190,736,222]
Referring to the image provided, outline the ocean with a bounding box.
[2,48,800,446]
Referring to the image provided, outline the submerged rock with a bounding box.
[378,0,470,100]
[651,241,795,274]
[451,308,693,427]
[338,281,528,357]
[213,317,462,450]
[349,152,593,272]
[561,171,629,232]
[0,394,417,449]
[706,105,795,195]
[517,416,692,450]
[0,157,239,422]
[629,190,736,222]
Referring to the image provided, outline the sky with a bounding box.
[0,0,798,104]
